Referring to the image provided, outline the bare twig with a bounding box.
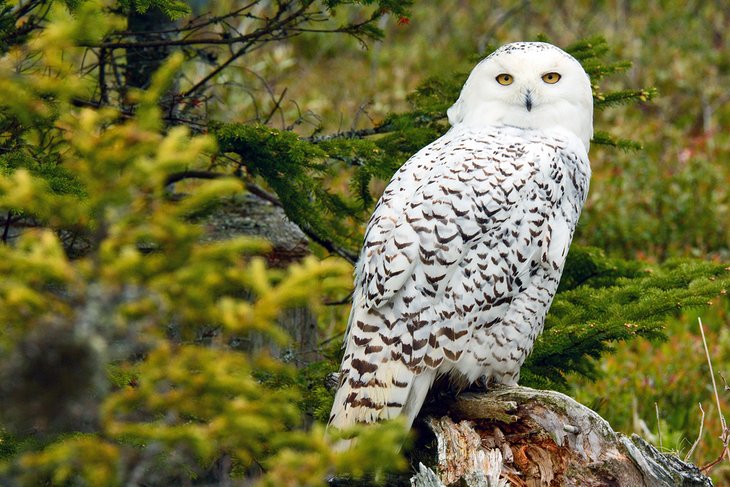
[698,317,729,472]
[98,47,108,105]
[84,33,270,49]
[164,170,279,208]
[701,447,729,473]
[699,318,727,434]
[14,0,46,19]
[181,1,309,98]
[478,0,530,54]
[244,182,284,208]
[655,402,662,451]
[350,102,375,131]
[181,40,257,98]
[241,183,358,263]
[302,230,357,264]
[165,170,223,186]
[262,87,288,126]
[323,290,355,306]
[2,211,13,244]
[318,330,346,347]
[685,403,705,462]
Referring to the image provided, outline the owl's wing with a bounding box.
[329,127,588,432]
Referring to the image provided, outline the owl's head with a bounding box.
[448,42,593,150]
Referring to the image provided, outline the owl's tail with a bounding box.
[327,350,435,447]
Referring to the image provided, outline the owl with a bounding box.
[328,42,593,433]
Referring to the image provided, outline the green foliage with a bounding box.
[215,122,366,254]
[321,0,412,41]
[0,1,23,53]
[573,303,730,482]
[319,137,400,208]
[292,357,341,423]
[323,0,411,16]
[117,0,192,18]
[590,130,643,151]
[214,118,442,257]
[0,5,404,484]
[578,148,730,259]
[524,252,730,389]
[13,435,121,487]
[566,36,657,151]
[0,151,85,197]
[556,246,644,292]
[105,345,302,468]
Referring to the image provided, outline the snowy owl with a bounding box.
[328,42,593,433]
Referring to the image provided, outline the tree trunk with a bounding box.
[125,7,176,90]
[410,387,713,487]
[124,6,180,118]
[201,193,320,366]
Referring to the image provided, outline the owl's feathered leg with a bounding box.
[400,370,437,429]
[327,352,436,447]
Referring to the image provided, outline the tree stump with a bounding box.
[411,386,712,487]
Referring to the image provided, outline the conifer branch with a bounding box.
[110,2,261,37]
[524,255,730,389]
[244,181,284,209]
[164,169,359,263]
[592,130,643,151]
[307,124,393,142]
[595,88,658,110]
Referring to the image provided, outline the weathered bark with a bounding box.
[200,193,310,267]
[410,387,713,487]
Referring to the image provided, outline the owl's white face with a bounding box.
[448,42,594,150]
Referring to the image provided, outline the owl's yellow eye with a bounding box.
[496,73,513,85]
[542,72,561,84]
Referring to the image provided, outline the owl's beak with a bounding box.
[525,93,533,112]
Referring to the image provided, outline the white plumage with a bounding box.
[328,42,593,433]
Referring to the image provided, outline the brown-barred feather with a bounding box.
[327,42,593,441]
